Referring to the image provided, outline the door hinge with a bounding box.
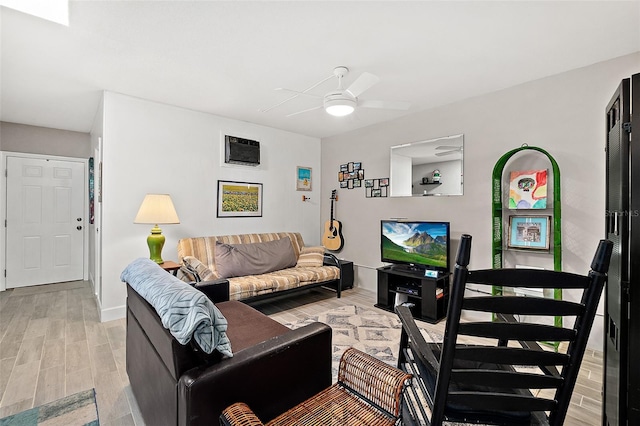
[3,270,5,278]
[622,122,632,133]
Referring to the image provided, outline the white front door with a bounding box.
[6,156,85,288]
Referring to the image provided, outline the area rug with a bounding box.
[285,305,480,426]
[0,389,99,426]
[283,304,443,380]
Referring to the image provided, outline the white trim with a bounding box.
[100,305,126,322]
[0,151,89,292]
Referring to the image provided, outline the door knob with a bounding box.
[77,226,83,230]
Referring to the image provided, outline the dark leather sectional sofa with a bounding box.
[125,280,332,426]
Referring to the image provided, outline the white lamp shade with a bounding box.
[134,194,180,224]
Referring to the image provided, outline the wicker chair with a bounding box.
[220,347,412,426]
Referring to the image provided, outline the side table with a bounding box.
[322,258,354,292]
[159,260,181,276]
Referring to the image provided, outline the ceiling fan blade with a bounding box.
[359,99,411,110]
[275,88,323,98]
[261,72,334,114]
[345,72,380,97]
[286,105,323,117]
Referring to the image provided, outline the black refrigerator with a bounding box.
[604,72,639,426]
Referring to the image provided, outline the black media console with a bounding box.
[374,265,450,323]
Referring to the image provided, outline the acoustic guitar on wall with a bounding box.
[322,190,344,251]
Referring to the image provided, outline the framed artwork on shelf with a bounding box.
[509,169,548,209]
[217,180,263,217]
[296,166,312,191]
[507,215,551,250]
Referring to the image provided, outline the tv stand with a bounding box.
[375,266,450,323]
[391,263,424,273]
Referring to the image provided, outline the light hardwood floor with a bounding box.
[0,282,603,425]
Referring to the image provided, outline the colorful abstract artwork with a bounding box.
[509,169,547,209]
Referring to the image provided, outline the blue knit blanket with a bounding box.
[121,258,232,357]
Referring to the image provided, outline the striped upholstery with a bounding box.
[177,232,340,301]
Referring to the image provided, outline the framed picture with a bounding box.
[340,164,348,172]
[364,179,374,188]
[509,169,548,209]
[296,166,312,191]
[508,215,551,250]
[217,180,263,217]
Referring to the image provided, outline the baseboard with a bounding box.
[101,305,126,322]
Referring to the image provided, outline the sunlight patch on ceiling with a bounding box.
[0,0,68,26]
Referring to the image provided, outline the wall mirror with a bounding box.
[390,134,464,197]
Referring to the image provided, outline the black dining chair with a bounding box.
[396,234,613,426]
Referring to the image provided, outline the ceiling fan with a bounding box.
[435,145,463,156]
[261,66,411,117]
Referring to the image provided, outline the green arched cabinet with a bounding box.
[491,146,562,330]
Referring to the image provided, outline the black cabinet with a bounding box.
[375,266,449,323]
[604,73,640,426]
[323,258,354,292]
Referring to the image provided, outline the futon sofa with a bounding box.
[122,258,333,426]
[177,232,343,302]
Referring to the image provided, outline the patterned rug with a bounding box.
[284,304,443,380]
[0,389,99,426]
[285,305,481,426]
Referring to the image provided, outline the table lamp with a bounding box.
[134,194,180,263]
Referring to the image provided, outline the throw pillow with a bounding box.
[296,246,325,268]
[215,238,297,279]
[181,256,218,282]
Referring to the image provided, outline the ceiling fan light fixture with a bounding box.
[324,96,356,117]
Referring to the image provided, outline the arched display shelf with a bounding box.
[491,145,562,331]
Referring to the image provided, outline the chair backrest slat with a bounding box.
[447,392,557,412]
[463,296,585,316]
[468,268,590,288]
[455,346,569,366]
[458,322,577,342]
[450,369,563,389]
[396,234,613,426]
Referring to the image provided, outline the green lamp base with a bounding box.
[147,225,165,264]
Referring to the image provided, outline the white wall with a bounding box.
[321,52,640,349]
[99,92,322,320]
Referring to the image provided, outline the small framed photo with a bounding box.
[380,178,389,187]
[217,180,263,217]
[353,179,361,188]
[296,166,312,191]
[357,169,364,180]
[348,162,354,172]
[354,162,361,170]
[508,215,551,250]
[364,179,374,188]
[348,179,354,189]
[340,180,348,188]
[338,171,344,182]
[340,164,348,172]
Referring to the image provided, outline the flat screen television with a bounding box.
[381,220,450,273]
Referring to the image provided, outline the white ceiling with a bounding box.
[1,1,639,139]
